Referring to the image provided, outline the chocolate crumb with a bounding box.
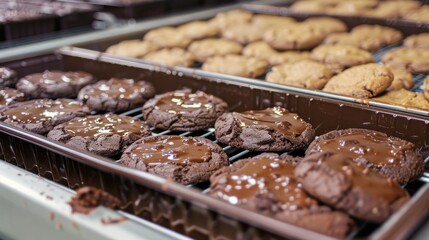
[46,195,53,200]
[50,212,55,221]
[69,187,121,214]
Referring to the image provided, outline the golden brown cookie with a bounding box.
[386,68,414,91]
[266,60,332,90]
[202,54,269,78]
[364,1,421,18]
[424,77,429,101]
[243,41,310,65]
[373,89,429,110]
[289,1,329,13]
[404,33,429,49]
[142,48,195,67]
[302,17,347,36]
[221,23,264,45]
[402,6,429,22]
[382,47,429,73]
[144,27,192,48]
[251,14,296,28]
[105,40,158,58]
[209,10,253,29]
[188,38,243,62]
[323,63,393,98]
[177,21,220,40]
[310,45,374,73]
[352,25,403,46]
[326,0,378,15]
[264,24,325,50]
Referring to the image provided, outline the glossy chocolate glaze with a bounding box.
[325,154,408,202]
[3,99,84,124]
[233,107,307,135]
[216,158,317,210]
[21,70,93,85]
[129,136,212,166]
[315,131,414,165]
[155,91,215,114]
[64,114,144,138]
[81,78,150,100]
[0,88,24,107]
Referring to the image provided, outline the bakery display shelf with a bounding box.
[65,4,429,117]
[0,0,290,60]
[0,160,191,240]
[1,47,429,239]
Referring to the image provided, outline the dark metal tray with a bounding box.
[0,47,428,239]
[72,4,429,117]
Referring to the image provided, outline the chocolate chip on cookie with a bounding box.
[120,135,228,185]
[142,90,228,131]
[48,114,151,157]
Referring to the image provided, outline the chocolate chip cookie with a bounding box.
[143,27,192,49]
[142,48,195,67]
[120,135,228,185]
[78,78,155,113]
[424,77,429,101]
[0,67,17,87]
[48,114,151,157]
[402,6,429,23]
[188,38,243,63]
[289,1,329,13]
[0,88,25,109]
[16,70,96,99]
[264,24,325,50]
[306,128,425,185]
[251,14,296,28]
[404,33,429,49]
[302,17,347,36]
[386,68,413,91]
[221,23,264,45]
[243,41,310,65]
[142,90,228,131]
[177,21,220,40]
[215,107,315,152]
[210,153,353,238]
[266,60,332,90]
[310,45,374,73]
[374,89,429,111]
[382,47,429,73]
[323,63,393,98]
[0,99,89,135]
[296,152,409,223]
[202,54,269,78]
[209,10,253,29]
[105,40,159,58]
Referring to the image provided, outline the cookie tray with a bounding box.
[1,47,429,239]
[70,3,429,117]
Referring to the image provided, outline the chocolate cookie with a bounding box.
[210,153,353,238]
[295,152,410,223]
[404,33,429,49]
[302,17,347,36]
[386,68,413,91]
[374,89,429,111]
[202,54,269,78]
[142,90,228,131]
[142,48,195,67]
[221,23,264,45]
[215,107,315,152]
[243,41,310,65]
[0,67,17,87]
[48,114,151,157]
[305,128,425,185]
[264,24,325,50]
[143,27,192,49]
[120,135,228,185]
[0,88,25,109]
[209,10,253,29]
[266,60,332,90]
[0,99,89,135]
[323,63,393,98]
[382,47,429,73]
[188,38,243,63]
[310,45,374,73]
[105,40,159,58]
[78,78,155,113]
[177,21,220,40]
[16,70,96,99]
[251,14,296,28]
